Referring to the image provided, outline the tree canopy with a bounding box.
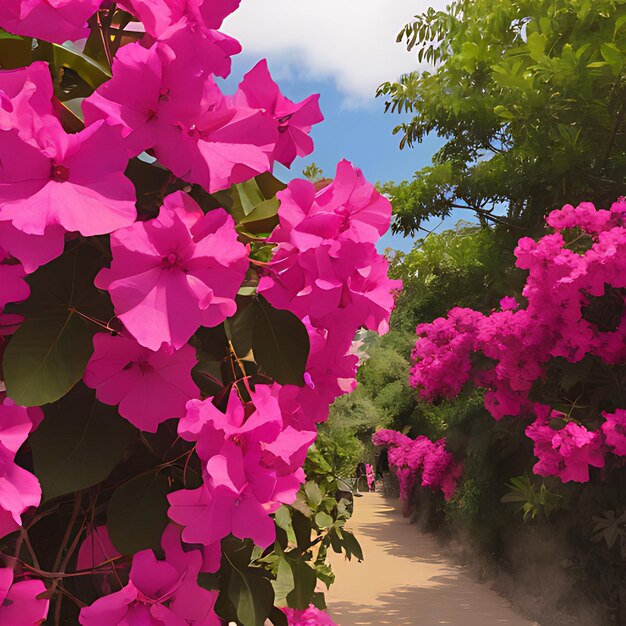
[378,0,626,234]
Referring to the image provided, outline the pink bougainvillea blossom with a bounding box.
[0,255,29,310]
[0,61,57,143]
[0,398,42,538]
[0,568,49,625]
[526,410,605,483]
[373,429,461,506]
[79,525,220,626]
[409,199,626,481]
[84,31,278,192]
[170,386,311,548]
[237,60,323,167]
[602,409,626,456]
[0,120,136,237]
[96,191,248,351]
[83,332,200,432]
[282,605,338,626]
[118,0,241,39]
[0,0,101,44]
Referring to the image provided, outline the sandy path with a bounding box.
[326,492,538,626]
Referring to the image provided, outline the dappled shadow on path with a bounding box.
[327,494,535,626]
[330,582,533,626]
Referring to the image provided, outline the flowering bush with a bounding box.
[372,429,461,513]
[410,199,626,484]
[0,2,400,624]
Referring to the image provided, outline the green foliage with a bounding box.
[32,384,136,500]
[302,163,325,182]
[387,223,516,331]
[107,471,171,555]
[501,475,566,521]
[592,510,626,554]
[378,0,626,234]
[3,244,112,406]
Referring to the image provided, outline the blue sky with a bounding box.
[221,0,467,253]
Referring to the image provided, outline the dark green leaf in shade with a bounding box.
[31,383,136,500]
[252,297,309,386]
[107,472,170,555]
[3,244,112,406]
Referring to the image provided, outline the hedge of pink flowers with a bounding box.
[0,1,400,624]
[410,200,626,484]
[372,429,461,513]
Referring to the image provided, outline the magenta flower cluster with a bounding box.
[0,0,399,621]
[282,604,339,626]
[372,429,462,510]
[409,200,626,483]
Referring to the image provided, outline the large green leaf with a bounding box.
[37,41,111,89]
[3,244,112,406]
[107,472,170,555]
[31,384,136,500]
[4,314,95,407]
[272,554,316,610]
[252,297,309,386]
[223,552,275,626]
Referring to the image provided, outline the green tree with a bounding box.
[378,0,626,234]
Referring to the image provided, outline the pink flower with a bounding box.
[270,160,392,249]
[602,409,626,457]
[0,0,101,44]
[0,120,136,237]
[0,63,66,271]
[0,254,29,310]
[0,398,42,539]
[96,191,248,351]
[282,605,338,626]
[526,412,605,483]
[83,333,200,432]
[237,60,323,167]
[0,568,49,625]
[84,31,277,192]
[170,386,311,548]
[79,525,220,626]
[118,0,241,38]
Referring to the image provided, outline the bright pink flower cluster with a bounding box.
[260,161,402,430]
[282,605,338,626]
[0,0,399,619]
[80,525,219,625]
[0,398,42,539]
[373,429,461,506]
[410,199,626,482]
[169,386,315,550]
[0,567,49,625]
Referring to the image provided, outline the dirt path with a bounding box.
[326,492,538,626]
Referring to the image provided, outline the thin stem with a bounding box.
[53,493,81,574]
[18,528,40,570]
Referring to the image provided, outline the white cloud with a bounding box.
[223,0,447,106]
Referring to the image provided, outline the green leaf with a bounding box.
[268,607,289,626]
[304,482,323,508]
[42,41,111,89]
[600,43,624,75]
[526,32,546,62]
[223,552,275,626]
[3,245,112,406]
[340,530,364,561]
[225,300,259,358]
[0,28,23,40]
[315,511,334,529]
[31,384,135,500]
[4,314,95,407]
[286,560,317,610]
[107,472,170,555]
[252,297,309,386]
[239,198,280,226]
[235,179,266,216]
